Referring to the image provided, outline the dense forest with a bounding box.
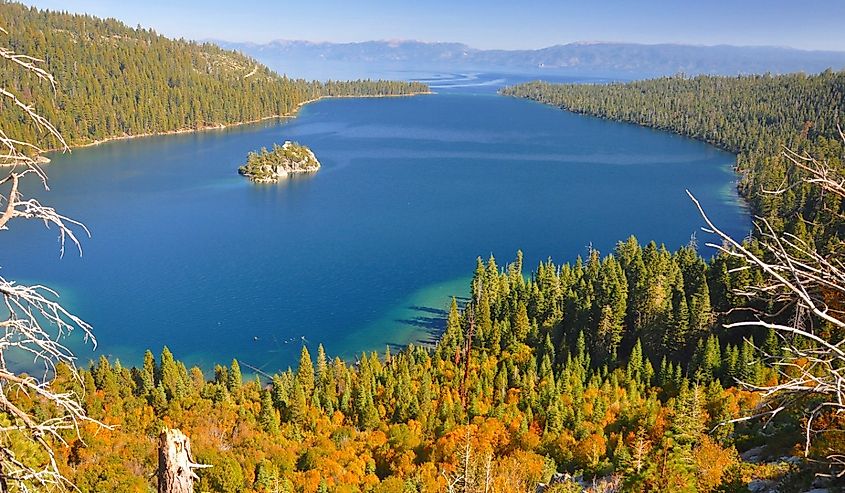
[19,74,837,491]
[3,3,844,491]
[8,241,821,492]
[0,2,428,150]
[501,73,845,248]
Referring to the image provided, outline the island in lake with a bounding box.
[238,141,321,182]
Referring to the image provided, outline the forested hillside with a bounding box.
[502,73,845,248]
[18,243,818,491]
[0,2,428,149]
[4,4,844,491]
[22,72,835,492]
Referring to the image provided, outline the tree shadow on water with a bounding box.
[388,304,449,348]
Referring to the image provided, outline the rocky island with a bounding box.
[237,141,320,182]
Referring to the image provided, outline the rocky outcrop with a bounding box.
[238,141,320,183]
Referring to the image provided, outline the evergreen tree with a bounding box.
[736,338,758,385]
[672,384,707,447]
[627,339,645,383]
[228,359,243,391]
[288,381,308,426]
[512,301,531,343]
[354,379,379,430]
[437,298,463,361]
[158,346,184,400]
[297,346,315,397]
[258,389,280,435]
[254,460,278,492]
[138,349,155,398]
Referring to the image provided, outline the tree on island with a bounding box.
[238,141,321,183]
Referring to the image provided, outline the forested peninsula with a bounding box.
[0,2,428,152]
[501,72,845,247]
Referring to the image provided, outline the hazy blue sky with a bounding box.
[23,0,845,51]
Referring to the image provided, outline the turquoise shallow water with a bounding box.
[0,74,749,372]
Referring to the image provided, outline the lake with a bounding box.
[1,73,749,373]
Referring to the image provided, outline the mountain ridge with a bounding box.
[214,39,845,78]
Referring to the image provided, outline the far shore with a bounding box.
[28,91,433,161]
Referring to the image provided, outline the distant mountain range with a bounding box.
[214,40,845,78]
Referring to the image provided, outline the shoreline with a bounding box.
[33,91,433,160]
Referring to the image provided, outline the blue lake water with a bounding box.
[1,73,749,373]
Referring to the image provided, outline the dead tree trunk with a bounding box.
[158,428,206,493]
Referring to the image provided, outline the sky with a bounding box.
[22,0,845,51]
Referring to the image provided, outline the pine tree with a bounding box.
[703,335,722,380]
[214,365,230,388]
[228,359,243,391]
[658,356,670,388]
[736,338,758,385]
[254,460,278,492]
[315,344,329,409]
[476,297,493,348]
[596,305,619,362]
[664,271,691,357]
[258,389,280,435]
[762,327,780,358]
[297,346,315,397]
[151,383,168,413]
[688,275,712,336]
[354,379,379,430]
[672,384,707,447]
[512,301,531,343]
[138,349,155,398]
[288,381,308,426]
[723,344,739,384]
[92,355,118,395]
[437,298,463,361]
[159,346,184,400]
[627,339,644,382]
[643,358,655,386]
[575,330,587,363]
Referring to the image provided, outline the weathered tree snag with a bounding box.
[158,428,208,493]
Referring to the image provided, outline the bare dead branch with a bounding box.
[688,133,845,475]
[0,25,102,491]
